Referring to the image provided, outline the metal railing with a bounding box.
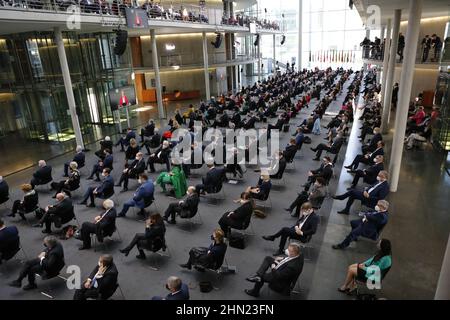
[221,13,281,31]
[158,52,257,68]
[360,44,443,64]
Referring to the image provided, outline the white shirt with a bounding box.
[367,181,384,194]
[273,256,297,270]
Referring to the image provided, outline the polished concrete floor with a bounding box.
[0,74,449,300]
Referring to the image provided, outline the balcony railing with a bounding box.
[360,44,443,65]
[221,14,281,31]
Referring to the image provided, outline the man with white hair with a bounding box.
[33,193,74,234]
[30,160,53,189]
[0,176,9,205]
[143,127,162,155]
[95,136,113,160]
[152,276,190,300]
[63,145,85,177]
[147,140,171,173]
[78,199,117,250]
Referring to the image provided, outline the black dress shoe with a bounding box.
[120,188,128,193]
[262,235,275,241]
[337,210,349,215]
[284,208,292,213]
[167,220,176,225]
[310,147,317,152]
[246,275,262,283]
[244,289,259,297]
[179,263,192,270]
[87,203,95,208]
[332,244,344,250]
[23,283,38,291]
[312,158,320,161]
[136,254,146,260]
[344,165,352,170]
[79,201,87,206]
[32,223,42,228]
[79,246,91,250]
[119,249,130,257]
[42,229,51,234]
[9,280,21,288]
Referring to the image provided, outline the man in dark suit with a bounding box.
[245,243,304,297]
[32,193,74,234]
[195,164,225,194]
[117,174,154,217]
[348,155,384,188]
[294,128,306,150]
[0,176,9,205]
[283,138,298,162]
[63,145,85,177]
[304,156,333,191]
[79,199,117,250]
[0,218,20,264]
[334,170,390,215]
[9,236,65,290]
[311,132,344,160]
[152,276,190,300]
[270,151,287,179]
[116,128,136,152]
[141,119,155,142]
[30,160,53,189]
[333,200,389,249]
[147,140,171,172]
[88,149,113,181]
[345,141,384,171]
[80,168,115,208]
[218,191,253,236]
[163,186,199,224]
[73,254,118,300]
[243,114,257,130]
[116,152,146,192]
[362,127,382,153]
[95,136,113,160]
[263,202,319,255]
[143,128,162,154]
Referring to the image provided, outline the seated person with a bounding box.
[63,145,85,177]
[124,138,140,164]
[73,254,118,300]
[156,161,187,198]
[333,200,389,250]
[345,141,384,171]
[180,228,227,271]
[78,199,117,250]
[244,243,304,297]
[283,138,298,162]
[87,149,113,181]
[8,184,39,220]
[405,125,432,150]
[285,177,327,217]
[310,132,344,161]
[303,156,333,191]
[117,174,154,218]
[269,151,287,179]
[30,160,53,189]
[51,161,80,198]
[140,119,155,142]
[80,168,114,208]
[163,186,199,224]
[181,142,203,178]
[0,176,9,205]
[293,128,306,150]
[361,127,382,154]
[143,128,162,154]
[218,191,254,237]
[338,238,392,295]
[246,174,272,200]
[152,276,190,300]
[195,164,226,195]
[0,218,20,264]
[120,213,166,259]
[333,171,389,215]
[212,112,229,128]
[263,202,320,255]
[225,147,244,179]
[116,152,146,192]
[9,236,65,290]
[147,140,171,173]
[95,136,113,160]
[33,193,74,234]
[348,155,384,189]
[115,128,136,152]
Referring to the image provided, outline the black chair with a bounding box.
[355,266,391,299]
[140,236,171,271]
[92,224,122,252]
[100,283,126,300]
[132,195,157,220]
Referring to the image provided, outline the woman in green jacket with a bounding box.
[156,163,187,199]
[338,238,392,295]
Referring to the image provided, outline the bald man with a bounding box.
[30,160,53,189]
[33,193,74,234]
[163,186,199,224]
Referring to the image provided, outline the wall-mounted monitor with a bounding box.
[109,85,137,111]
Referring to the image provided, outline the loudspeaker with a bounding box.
[280,35,286,45]
[114,30,128,56]
[254,34,260,46]
[211,33,222,48]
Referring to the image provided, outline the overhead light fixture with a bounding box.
[165,43,176,51]
[172,65,180,70]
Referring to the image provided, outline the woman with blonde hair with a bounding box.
[125,138,140,163]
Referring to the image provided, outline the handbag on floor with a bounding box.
[229,232,245,249]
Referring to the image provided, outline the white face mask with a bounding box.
[374,158,378,163]
[102,173,106,177]
[138,179,142,184]
[285,248,290,256]
[375,205,381,212]
[377,176,382,182]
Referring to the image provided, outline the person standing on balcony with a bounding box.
[397,33,405,62]
[421,35,431,63]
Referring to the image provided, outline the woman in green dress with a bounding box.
[156,163,187,199]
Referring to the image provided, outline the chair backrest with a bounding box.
[143,194,154,208]
[100,283,119,300]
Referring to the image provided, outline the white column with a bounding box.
[376,26,385,85]
[273,34,276,67]
[298,0,302,70]
[380,19,392,104]
[202,32,211,100]
[381,10,401,134]
[151,29,165,119]
[54,27,84,149]
[257,34,261,81]
[363,28,371,70]
[389,0,423,192]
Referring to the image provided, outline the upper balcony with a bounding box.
[0,0,282,35]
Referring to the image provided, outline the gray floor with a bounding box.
[0,74,449,300]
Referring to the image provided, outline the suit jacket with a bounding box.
[255,178,272,200]
[312,163,333,183]
[100,140,113,153]
[355,210,389,240]
[0,180,9,203]
[368,147,384,162]
[73,152,85,168]
[33,165,53,184]
[206,242,227,270]
[271,157,287,179]
[283,144,298,162]
[96,208,117,237]
[144,123,155,136]
[165,283,190,300]
[144,221,166,250]
[154,147,171,162]
[47,198,74,225]
[149,134,161,148]
[96,175,115,198]
[128,159,146,177]
[133,181,155,209]
[267,254,304,295]
[41,242,65,278]
[88,263,119,300]
[103,154,114,170]
[366,133,383,152]
[294,212,320,242]
[331,137,344,153]
[22,190,39,213]
[364,163,384,184]
[228,201,253,228]
[364,181,389,208]
[66,170,80,190]
[180,193,200,218]
[203,167,225,192]
[0,226,19,256]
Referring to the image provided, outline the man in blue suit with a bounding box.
[152,276,190,300]
[0,218,20,264]
[63,146,85,177]
[80,168,115,207]
[332,200,389,249]
[88,149,113,181]
[117,174,154,217]
[333,170,389,215]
